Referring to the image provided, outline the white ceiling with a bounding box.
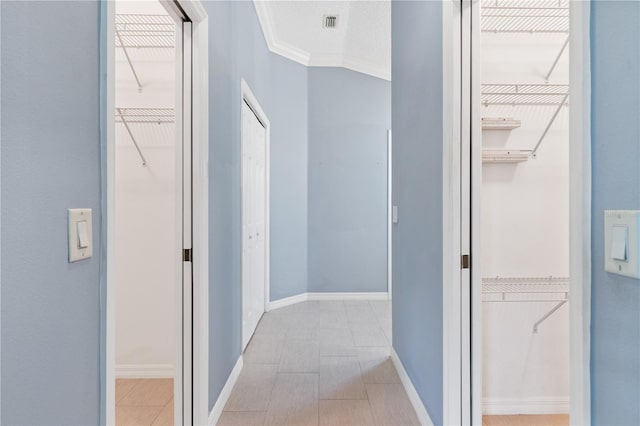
[254,1,391,80]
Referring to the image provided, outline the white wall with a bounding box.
[114,0,177,377]
[481,33,570,413]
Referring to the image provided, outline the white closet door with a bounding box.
[242,101,266,350]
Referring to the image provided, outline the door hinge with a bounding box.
[461,254,471,269]
[183,248,193,262]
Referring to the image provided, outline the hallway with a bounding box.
[218,300,420,425]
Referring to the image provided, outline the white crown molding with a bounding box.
[254,1,310,65]
[342,57,392,81]
[306,52,345,66]
[253,1,391,81]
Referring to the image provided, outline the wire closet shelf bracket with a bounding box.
[481,84,569,160]
[116,107,175,166]
[115,14,175,92]
[482,276,570,333]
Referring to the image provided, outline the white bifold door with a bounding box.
[241,100,267,350]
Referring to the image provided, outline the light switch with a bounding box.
[611,225,628,261]
[392,206,399,224]
[68,208,92,262]
[77,220,89,249]
[604,210,640,279]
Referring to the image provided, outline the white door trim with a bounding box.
[240,79,271,336]
[102,2,209,425]
[387,129,393,300]
[442,1,462,424]
[172,3,209,424]
[568,2,592,424]
[443,0,592,424]
[469,1,483,423]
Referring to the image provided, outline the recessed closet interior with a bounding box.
[479,1,570,424]
[114,0,177,423]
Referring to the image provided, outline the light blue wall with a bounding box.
[590,1,640,424]
[206,1,393,408]
[391,1,443,424]
[205,0,309,409]
[269,54,309,301]
[307,67,390,293]
[1,1,102,424]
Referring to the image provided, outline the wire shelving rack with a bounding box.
[482,276,570,333]
[115,14,175,49]
[481,0,570,34]
[116,108,175,166]
[481,84,569,107]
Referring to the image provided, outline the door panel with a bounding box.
[461,1,472,423]
[181,21,193,426]
[242,101,267,350]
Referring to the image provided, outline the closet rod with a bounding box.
[116,108,148,166]
[531,92,569,158]
[545,36,570,83]
[115,28,143,92]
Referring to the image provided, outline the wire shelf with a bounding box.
[482,276,570,302]
[481,0,569,34]
[115,108,175,124]
[482,83,569,106]
[115,14,175,49]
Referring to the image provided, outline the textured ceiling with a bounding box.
[254,1,391,80]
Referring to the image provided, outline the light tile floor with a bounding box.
[116,378,174,426]
[218,300,421,426]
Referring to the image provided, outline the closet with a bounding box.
[113,0,178,420]
[241,99,268,351]
[479,1,570,424]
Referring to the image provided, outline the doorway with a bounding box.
[451,0,592,424]
[477,1,571,424]
[112,1,186,424]
[240,81,270,351]
[103,1,210,424]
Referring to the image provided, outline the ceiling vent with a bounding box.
[323,15,338,28]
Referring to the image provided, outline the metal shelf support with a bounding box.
[531,92,569,158]
[115,28,143,92]
[116,108,148,166]
[545,36,570,83]
[533,300,567,333]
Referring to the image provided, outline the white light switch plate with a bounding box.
[68,208,93,262]
[604,210,640,279]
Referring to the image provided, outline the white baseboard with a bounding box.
[482,397,570,415]
[307,292,389,301]
[115,364,175,379]
[267,292,389,311]
[390,348,434,426]
[266,293,308,311]
[208,355,244,426]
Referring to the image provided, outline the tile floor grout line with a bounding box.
[115,378,143,406]
[148,401,168,426]
[226,300,409,426]
[369,300,391,347]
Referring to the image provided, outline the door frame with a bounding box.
[387,129,393,300]
[442,1,592,424]
[100,1,209,424]
[240,79,271,345]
